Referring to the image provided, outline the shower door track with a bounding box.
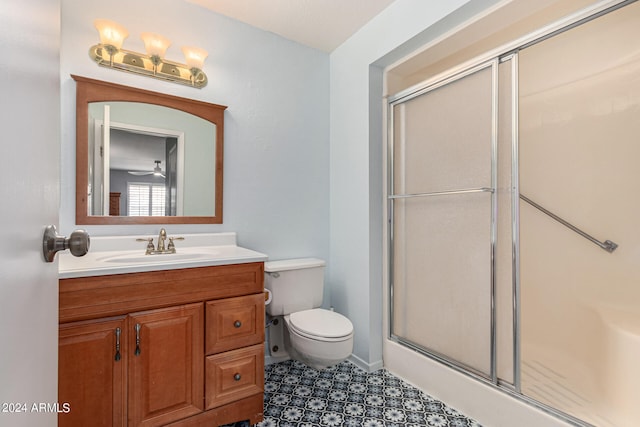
[391,335,593,427]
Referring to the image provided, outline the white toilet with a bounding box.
[264,258,354,370]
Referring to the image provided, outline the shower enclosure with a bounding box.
[387,1,640,425]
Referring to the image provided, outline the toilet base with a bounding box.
[287,345,343,370]
[267,315,352,370]
[267,314,354,370]
[267,315,290,360]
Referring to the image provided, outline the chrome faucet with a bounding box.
[157,228,167,252]
[136,228,184,255]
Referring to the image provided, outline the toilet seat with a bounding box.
[286,309,353,342]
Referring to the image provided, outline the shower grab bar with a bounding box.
[520,194,618,253]
[389,187,494,199]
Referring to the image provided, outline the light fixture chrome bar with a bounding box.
[520,194,618,253]
[89,44,207,88]
[389,187,494,200]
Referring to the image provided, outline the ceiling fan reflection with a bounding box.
[128,160,165,179]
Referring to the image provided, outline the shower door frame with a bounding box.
[387,58,500,384]
[385,0,636,425]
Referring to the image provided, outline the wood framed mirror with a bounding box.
[73,75,226,224]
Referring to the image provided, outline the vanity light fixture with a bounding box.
[89,19,208,88]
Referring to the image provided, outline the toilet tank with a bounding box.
[264,258,325,316]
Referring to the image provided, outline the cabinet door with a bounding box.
[128,303,204,427]
[206,293,265,355]
[205,344,264,410]
[59,317,126,427]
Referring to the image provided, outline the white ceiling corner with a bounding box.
[182,0,396,52]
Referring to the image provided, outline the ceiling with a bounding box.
[182,0,396,52]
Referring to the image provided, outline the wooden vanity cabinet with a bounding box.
[128,303,204,426]
[59,316,127,427]
[59,262,265,427]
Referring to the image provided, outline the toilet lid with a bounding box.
[288,309,353,339]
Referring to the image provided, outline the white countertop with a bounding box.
[58,232,268,279]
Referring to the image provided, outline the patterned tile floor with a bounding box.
[244,359,482,427]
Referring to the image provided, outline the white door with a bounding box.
[0,1,61,426]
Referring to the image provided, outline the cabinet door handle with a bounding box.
[114,327,121,361]
[234,320,242,328]
[134,323,141,356]
[233,373,241,381]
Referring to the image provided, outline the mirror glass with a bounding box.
[88,102,216,217]
[74,75,226,225]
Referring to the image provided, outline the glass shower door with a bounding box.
[389,61,496,378]
[518,2,640,425]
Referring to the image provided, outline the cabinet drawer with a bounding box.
[206,294,265,355]
[205,344,264,410]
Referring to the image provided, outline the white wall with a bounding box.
[60,0,330,265]
[328,0,480,370]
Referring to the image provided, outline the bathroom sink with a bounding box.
[96,251,213,264]
[94,245,223,264]
[58,232,268,279]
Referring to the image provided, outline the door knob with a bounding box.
[43,225,90,262]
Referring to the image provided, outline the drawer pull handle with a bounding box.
[114,327,121,362]
[234,373,242,381]
[134,323,141,356]
[234,320,242,328]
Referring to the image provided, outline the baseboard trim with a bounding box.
[348,354,384,373]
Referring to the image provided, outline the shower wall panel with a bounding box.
[519,2,640,425]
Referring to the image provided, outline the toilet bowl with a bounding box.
[284,308,353,369]
[264,258,354,369]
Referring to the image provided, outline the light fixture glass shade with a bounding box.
[181,46,208,70]
[94,19,129,50]
[141,32,171,59]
